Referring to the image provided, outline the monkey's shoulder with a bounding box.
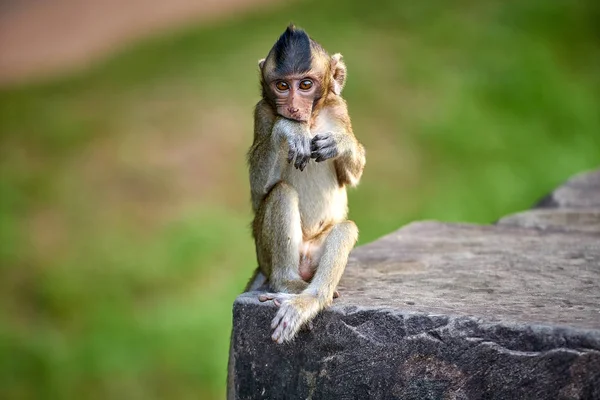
[254,100,276,124]
[323,93,347,109]
[312,96,351,130]
[310,102,349,134]
[251,100,278,146]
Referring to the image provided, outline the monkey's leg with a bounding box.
[254,181,308,294]
[260,220,358,343]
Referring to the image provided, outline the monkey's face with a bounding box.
[268,76,321,122]
[260,25,334,123]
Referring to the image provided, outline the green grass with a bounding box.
[1,0,599,398]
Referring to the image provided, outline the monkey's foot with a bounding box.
[259,292,321,344]
[258,292,292,308]
[302,320,314,332]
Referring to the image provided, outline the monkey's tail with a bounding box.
[244,267,267,292]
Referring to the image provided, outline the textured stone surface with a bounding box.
[497,208,600,234]
[535,169,600,209]
[230,169,600,399]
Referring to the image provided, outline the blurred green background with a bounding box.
[1,0,599,398]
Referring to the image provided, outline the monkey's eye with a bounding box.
[299,80,313,90]
[275,81,289,91]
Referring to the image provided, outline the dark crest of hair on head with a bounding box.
[272,24,313,75]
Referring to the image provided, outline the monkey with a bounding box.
[246,24,365,344]
[226,24,364,399]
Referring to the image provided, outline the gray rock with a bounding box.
[229,169,600,399]
[535,169,600,209]
[497,208,600,233]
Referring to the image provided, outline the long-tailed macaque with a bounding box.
[246,24,365,344]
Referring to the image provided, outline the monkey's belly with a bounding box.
[282,159,348,238]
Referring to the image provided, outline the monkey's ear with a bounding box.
[258,58,266,70]
[330,53,347,95]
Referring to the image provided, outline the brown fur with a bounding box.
[248,26,365,343]
[228,28,365,398]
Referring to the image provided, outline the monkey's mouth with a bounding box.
[286,111,310,123]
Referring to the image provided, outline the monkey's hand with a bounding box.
[310,133,339,162]
[272,118,312,171]
[259,292,321,344]
[287,133,311,171]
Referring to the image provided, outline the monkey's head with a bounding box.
[259,24,347,123]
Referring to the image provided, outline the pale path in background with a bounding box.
[0,0,282,85]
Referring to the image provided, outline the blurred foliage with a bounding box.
[1,0,599,398]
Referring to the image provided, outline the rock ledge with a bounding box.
[230,169,600,399]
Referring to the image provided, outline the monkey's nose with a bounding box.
[288,107,299,114]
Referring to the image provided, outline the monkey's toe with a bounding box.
[302,320,314,332]
[259,292,293,306]
[271,302,304,344]
[258,293,275,302]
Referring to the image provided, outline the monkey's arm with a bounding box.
[310,102,365,187]
[249,103,311,212]
[332,132,365,187]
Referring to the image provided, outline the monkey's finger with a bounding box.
[303,136,312,153]
[314,152,334,162]
[304,320,314,331]
[333,290,340,299]
[310,137,327,151]
[299,154,310,171]
[259,293,276,302]
[277,307,303,343]
[292,137,304,169]
[287,143,297,163]
[294,154,303,170]
[272,323,284,343]
[272,307,294,343]
[311,137,334,148]
[299,137,311,170]
[311,133,329,143]
[310,142,326,152]
[295,151,309,171]
[272,319,287,342]
[302,156,310,170]
[291,136,305,164]
[311,144,335,155]
[271,308,285,330]
[272,304,292,332]
[314,146,338,162]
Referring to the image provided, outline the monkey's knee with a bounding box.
[264,181,299,211]
[270,278,308,294]
[336,220,359,246]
